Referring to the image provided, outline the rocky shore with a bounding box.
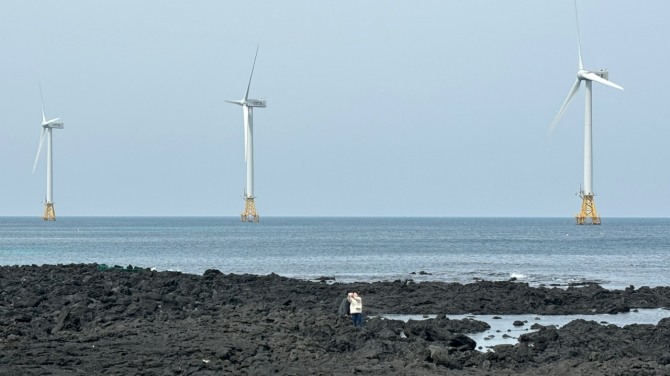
[2,264,670,375]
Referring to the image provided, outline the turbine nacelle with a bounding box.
[576,68,623,88]
[42,118,64,129]
[225,99,267,108]
[577,68,623,91]
[245,98,267,108]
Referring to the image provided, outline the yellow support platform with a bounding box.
[43,203,56,221]
[575,194,600,225]
[241,197,259,223]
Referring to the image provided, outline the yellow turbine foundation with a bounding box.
[43,203,56,221]
[241,197,259,223]
[576,194,600,225]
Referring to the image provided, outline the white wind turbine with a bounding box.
[226,45,267,222]
[32,85,64,221]
[549,1,623,225]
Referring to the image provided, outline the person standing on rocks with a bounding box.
[348,292,363,327]
[338,292,350,321]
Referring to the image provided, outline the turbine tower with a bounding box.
[32,85,64,221]
[549,1,623,225]
[226,45,267,222]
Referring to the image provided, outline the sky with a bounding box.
[1,1,669,217]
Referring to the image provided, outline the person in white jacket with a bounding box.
[347,292,363,327]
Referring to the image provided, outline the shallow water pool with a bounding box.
[382,308,670,351]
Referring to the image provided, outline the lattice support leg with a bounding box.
[241,198,259,223]
[576,194,600,225]
[43,203,56,221]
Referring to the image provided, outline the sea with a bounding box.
[1,217,669,290]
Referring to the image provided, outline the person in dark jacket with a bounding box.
[338,292,350,320]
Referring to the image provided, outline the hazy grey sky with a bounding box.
[2,1,668,217]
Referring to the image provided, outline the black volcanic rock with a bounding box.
[2,264,670,375]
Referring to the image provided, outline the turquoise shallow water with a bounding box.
[1,217,669,289]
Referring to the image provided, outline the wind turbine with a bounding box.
[549,1,623,225]
[226,45,267,222]
[32,85,64,221]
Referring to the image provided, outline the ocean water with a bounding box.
[1,217,669,290]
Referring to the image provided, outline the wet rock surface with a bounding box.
[1,264,670,375]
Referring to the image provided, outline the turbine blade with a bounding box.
[549,79,581,133]
[244,44,260,101]
[574,0,584,70]
[226,100,243,105]
[39,83,46,123]
[582,72,624,90]
[32,128,47,173]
